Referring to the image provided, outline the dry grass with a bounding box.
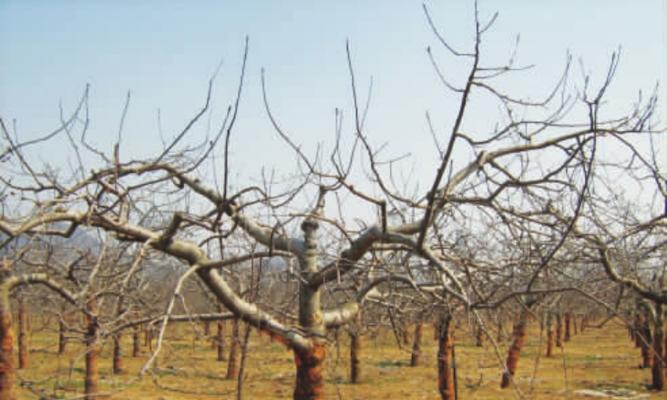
[15,318,660,399]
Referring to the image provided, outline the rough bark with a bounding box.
[294,343,325,400]
[501,309,528,388]
[437,313,455,400]
[411,322,423,366]
[84,297,99,400]
[564,312,571,342]
[17,299,27,370]
[226,317,240,379]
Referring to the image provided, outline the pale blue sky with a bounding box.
[1,1,665,210]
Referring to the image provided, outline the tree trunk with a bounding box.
[501,309,528,388]
[641,314,654,369]
[475,322,484,347]
[555,313,563,348]
[112,333,123,374]
[410,322,423,366]
[132,326,140,357]
[496,317,504,343]
[236,322,252,400]
[564,312,571,342]
[635,313,643,348]
[437,312,455,400]
[651,303,664,390]
[580,315,586,333]
[0,284,16,400]
[204,320,210,336]
[58,317,67,354]
[217,319,225,361]
[573,315,578,335]
[350,332,361,383]
[17,298,27,369]
[545,313,554,358]
[84,298,99,400]
[402,324,410,347]
[226,317,240,379]
[294,343,326,400]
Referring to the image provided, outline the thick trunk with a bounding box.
[112,333,123,374]
[564,312,571,342]
[437,313,455,400]
[410,322,423,366]
[294,343,325,400]
[350,333,361,383]
[84,298,99,400]
[226,317,240,379]
[501,310,528,388]
[17,299,27,369]
[0,286,16,400]
[545,313,554,358]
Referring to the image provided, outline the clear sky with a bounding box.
[1,1,665,213]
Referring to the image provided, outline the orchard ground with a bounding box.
[16,318,657,399]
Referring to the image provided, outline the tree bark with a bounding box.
[17,298,27,370]
[84,297,99,400]
[437,312,455,400]
[501,309,528,388]
[411,322,423,366]
[294,343,325,400]
[226,317,240,379]
[564,312,571,342]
